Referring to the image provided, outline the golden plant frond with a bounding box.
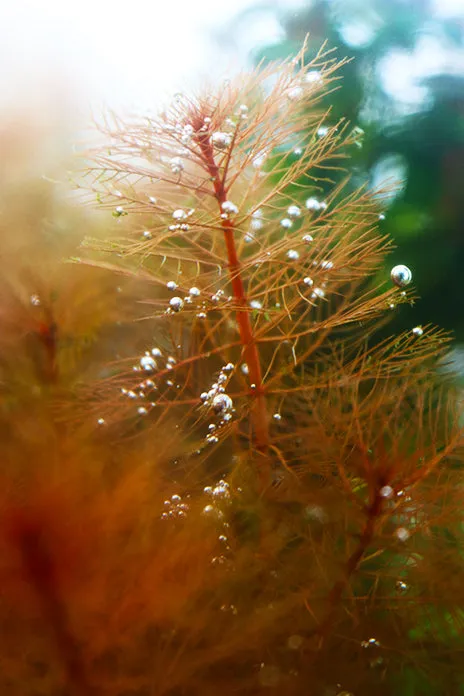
[1,39,464,696]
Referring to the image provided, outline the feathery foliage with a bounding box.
[0,41,463,696]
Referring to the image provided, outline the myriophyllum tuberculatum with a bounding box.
[0,38,459,696]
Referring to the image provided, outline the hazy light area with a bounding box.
[379,32,464,109]
[433,0,464,17]
[0,0,306,126]
[0,0,462,132]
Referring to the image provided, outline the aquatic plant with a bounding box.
[1,42,463,696]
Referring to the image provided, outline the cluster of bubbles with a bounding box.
[244,200,332,304]
[170,156,184,174]
[203,479,231,501]
[286,70,324,102]
[203,479,235,566]
[211,131,233,150]
[280,204,301,229]
[169,207,195,232]
[248,197,326,240]
[165,280,230,319]
[317,125,330,138]
[162,108,245,169]
[166,283,202,318]
[200,363,235,444]
[117,346,183,417]
[221,200,239,217]
[305,197,327,213]
[161,493,189,520]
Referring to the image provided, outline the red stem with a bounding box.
[196,129,270,469]
[314,491,384,641]
[16,521,93,695]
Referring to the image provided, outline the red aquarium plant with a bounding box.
[0,41,463,696]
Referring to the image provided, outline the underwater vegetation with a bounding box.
[0,41,463,696]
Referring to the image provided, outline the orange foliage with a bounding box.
[0,40,463,696]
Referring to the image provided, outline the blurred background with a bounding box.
[1,0,463,354]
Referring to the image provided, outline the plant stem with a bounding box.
[17,522,93,695]
[196,130,271,471]
[313,490,384,642]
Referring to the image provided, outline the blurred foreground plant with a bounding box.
[1,42,464,696]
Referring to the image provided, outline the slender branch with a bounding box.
[311,489,384,643]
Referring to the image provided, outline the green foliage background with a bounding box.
[227,0,464,346]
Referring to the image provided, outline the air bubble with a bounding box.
[212,393,233,414]
[221,201,239,215]
[169,297,184,312]
[305,197,321,211]
[305,70,323,86]
[172,209,187,220]
[287,205,301,218]
[211,132,232,150]
[311,287,325,299]
[391,265,412,288]
[170,157,184,174]
[287,85,304,101]
[380,485,394,498]
[140,355,157,371]
[395,527,410,542]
